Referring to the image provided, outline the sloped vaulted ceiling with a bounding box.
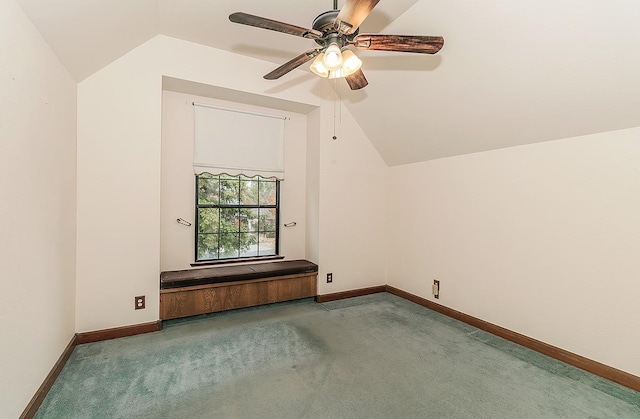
[17,0,640,165]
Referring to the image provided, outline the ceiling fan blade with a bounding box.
[345,69,368,90]
[354,34,444,54]
[335,0,381,35]
[264,49,321,80]
[230,12,323,40]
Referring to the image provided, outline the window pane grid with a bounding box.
[196,174,279,262]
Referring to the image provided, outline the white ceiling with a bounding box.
[17,0,640,165]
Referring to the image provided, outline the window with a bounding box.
[195,173,279,262]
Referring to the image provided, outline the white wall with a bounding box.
[76,39,162,332]
[316,97,389,295]
[76,35,387,332]
[160,90,308,271]
[388,127,640,376]
[0,1,77,417]
[305,108,321,265]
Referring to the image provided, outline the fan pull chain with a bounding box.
[332,78,338,140]
[339,81,343,126]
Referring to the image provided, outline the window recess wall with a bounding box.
[161,90,308,271]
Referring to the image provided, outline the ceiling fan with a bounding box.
[229,0,444,90]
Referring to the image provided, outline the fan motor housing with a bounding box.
[312,10,358,46]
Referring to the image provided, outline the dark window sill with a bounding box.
[191,255,284,267]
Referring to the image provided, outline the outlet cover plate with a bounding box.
[135,295,145,310]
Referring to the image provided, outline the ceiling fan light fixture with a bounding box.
[230,2,445,90]
[309,53,329,77]
[322,43,343,71]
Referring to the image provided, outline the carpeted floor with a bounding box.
[36,293,640,418]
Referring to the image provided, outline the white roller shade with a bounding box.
[193,103,285,179]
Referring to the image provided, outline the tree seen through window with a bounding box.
[196,174,279,261]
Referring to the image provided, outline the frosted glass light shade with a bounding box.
[322,44,343,70]
[309,54,329,77]
[311,49,362,79]
[341,50,362,77]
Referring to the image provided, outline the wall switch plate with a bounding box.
[433,280,440,299]
[327,273,333,283]
[135,295,145,310]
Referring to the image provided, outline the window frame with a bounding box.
[194,174,280,264]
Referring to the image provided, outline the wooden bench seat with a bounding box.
[159,260,318,320]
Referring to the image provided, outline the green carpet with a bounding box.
[36,293,640,418]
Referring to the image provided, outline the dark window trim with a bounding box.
[190,255,285,267]
[194,174,280,263]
